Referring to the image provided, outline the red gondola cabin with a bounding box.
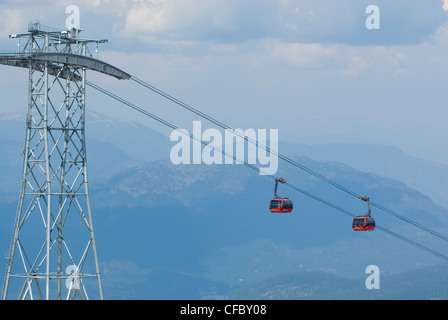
[269,198,293,213]
[352,216,375,231]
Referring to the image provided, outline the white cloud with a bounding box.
[2,0,446,47]
[118,0,246,39]
[0,9,27,37]
[269,40,338,69]
[113,0,448,47]
[120,0,167,35]
[0,0,447,165]
[341,55,369,76]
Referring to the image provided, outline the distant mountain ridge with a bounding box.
[1,114,448,299]
[88,156,448,283]
[227,263,448,300]
[1,113,447,208]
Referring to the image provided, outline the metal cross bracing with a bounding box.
[0,21,129,300]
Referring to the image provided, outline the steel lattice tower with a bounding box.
[0,22,130,300]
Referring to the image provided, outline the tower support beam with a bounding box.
[1,21,128,300]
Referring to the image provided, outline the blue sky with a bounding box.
[0,0,447,164]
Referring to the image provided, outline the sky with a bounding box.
[0,0,447,164]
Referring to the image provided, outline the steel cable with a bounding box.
[87,80,448,262]
[129,76,448,244]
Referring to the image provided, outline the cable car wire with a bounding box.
[370,201,448,242]
[130,75,359,198]
[86,80,448,263]
[129,76,448,244]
